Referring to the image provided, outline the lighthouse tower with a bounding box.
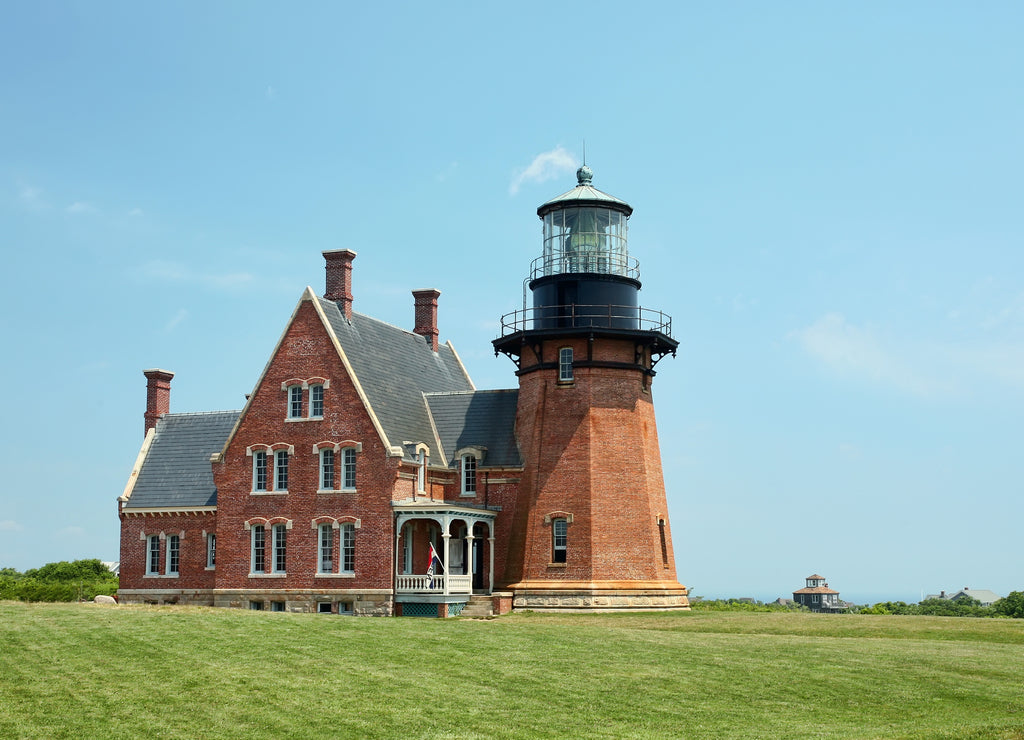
[494,166,689,610]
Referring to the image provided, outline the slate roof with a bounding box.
[425,390,521,468]
[124,411,240,509]
[317,297,475,461]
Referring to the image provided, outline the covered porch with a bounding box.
[393,501,498,598]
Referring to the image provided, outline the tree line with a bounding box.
[858,593,1024,618]
[0,559,118,602]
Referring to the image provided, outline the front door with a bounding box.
[472,539,483,590]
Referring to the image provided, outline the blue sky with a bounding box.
[2,3,1022,603]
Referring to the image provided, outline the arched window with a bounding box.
[146,534,160,575]
[166,534,180,576]
[318,523,333,573]
[252,451,268,492]
[288,385,303,418]
[309,384,324,418]
[319,448,334,490]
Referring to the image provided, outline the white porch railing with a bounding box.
[395,574,473,594]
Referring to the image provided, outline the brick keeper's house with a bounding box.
[118,167,690,616]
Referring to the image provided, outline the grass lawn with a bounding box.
[1,602,1023,739]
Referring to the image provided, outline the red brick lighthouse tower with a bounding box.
[494,166,690,610]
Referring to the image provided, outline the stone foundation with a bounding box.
[117,588,392,615]
[512,586,690,611]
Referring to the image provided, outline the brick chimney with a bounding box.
[143,369,174,436]
[412,289,441,352]
[323,249,356,320]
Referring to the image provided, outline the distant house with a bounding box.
[793,574,846,613]
[926,588,1001,607]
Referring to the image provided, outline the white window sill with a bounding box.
[460,492,477,497]
[317,488,357,495]
[144,573,179,579]
[251,491,288,496]
[314,572,355,579]
[249,573,286,579]
[285,417,322,422]
[205,566,216,571]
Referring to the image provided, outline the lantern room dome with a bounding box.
[537,166,633,217]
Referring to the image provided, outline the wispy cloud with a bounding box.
[141,260,254,290]
[435,161,458,183]
[17,184,48,211]
[792,313,1024,398]
[0,520,23,532]
[67,201,97,215]
[791,313,952,397]
[165,308,188,332]
[509,146,577,195]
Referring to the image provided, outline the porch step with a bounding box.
[459,595,493,618]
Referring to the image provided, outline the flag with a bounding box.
[426,543,441,588]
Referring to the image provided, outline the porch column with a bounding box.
[394,526,402,585]
[465,532,475,589]
[488,536,495,593]
[442,532,451,595]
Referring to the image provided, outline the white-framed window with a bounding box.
[552,518,567,563]
[558,347,574,382]
[341,447,357,490]
[401,523,413,574]
[340,523,355,574]
[166,534,180,575]
[146,535,160,575]
[206,533,216,569]
[309,384,324,418]
[461,454,477,495]
[271,601,286,612]
[272,524,287,574]
[416,450,427,493]
[318,523,334,574]
[251,525,266,573]
[317,602,332,614]
[253,451,268,492]
[319,448,335,491]
[275,450,289,492]
[288,385,303,418]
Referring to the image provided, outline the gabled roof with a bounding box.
[123,411,240,509]
[950,589,1001,605]
[425,389,521,468]
[794,586,840,595]
[316,296,474,460]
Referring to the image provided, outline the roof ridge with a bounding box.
[319,297,448,346]
[162,410,242,418]
[425,388,517,398]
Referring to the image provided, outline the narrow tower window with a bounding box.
[552,518,567,563]
[558,347,574,382]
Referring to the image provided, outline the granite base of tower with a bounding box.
[510,580,690,611]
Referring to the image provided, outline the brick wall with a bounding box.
[213,297,399,594]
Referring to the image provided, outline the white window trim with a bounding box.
[251,524,266,574]
[252,450,268,492]
[317,522,334,574]
[272,524,287,574]
[309,384,325,419]
[340,447,357,492]
[287,385,303,419]
[145,534,161,576]
[165,533,181,577]
[318,447,335,492]
[274,449,289,493]
[205,531,216,570]
[340,522,355,575]
[460,454,477,496]
[558,346,574,383]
